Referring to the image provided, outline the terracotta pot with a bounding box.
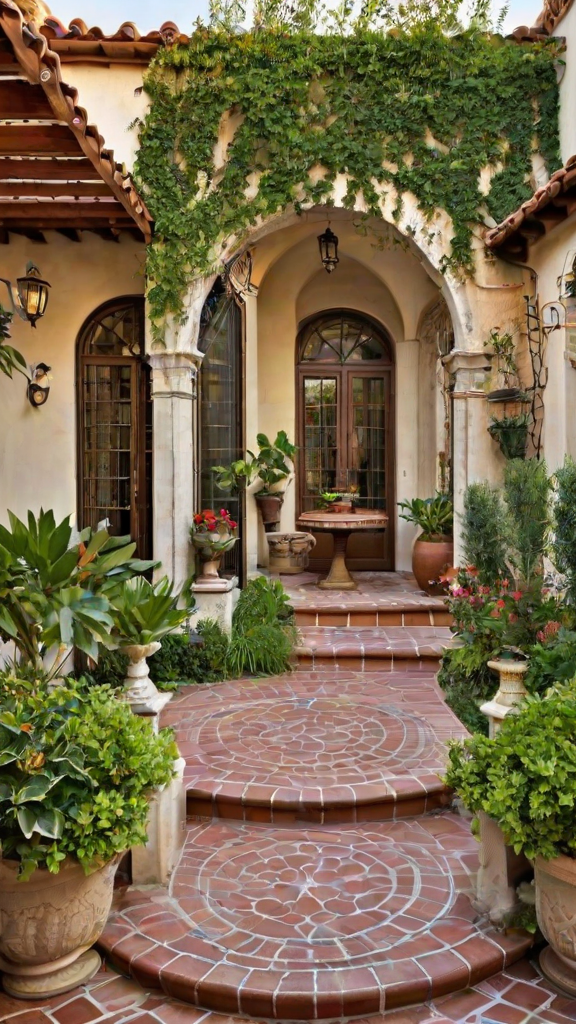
[267,531,316,573]
[0,855,119,999]
[331,502,353,514]
[255,493,284,529]
[412,537,453,594]
[536,854,576,995]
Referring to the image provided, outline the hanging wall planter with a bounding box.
[487,388,529,404]
[488,414,529,460]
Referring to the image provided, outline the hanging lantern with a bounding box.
[318,227,339,273]
[16,263,51,328]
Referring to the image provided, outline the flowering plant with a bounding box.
[190,509,238,559]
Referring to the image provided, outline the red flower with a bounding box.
[466,566,478,576]
[512,591,523,601]
[229,520,237,529]
[193,514,202,524]
[496,599,505,609]
[501,579,509,588]
[207,521,217,531]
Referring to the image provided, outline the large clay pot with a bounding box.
[267,531,316,573]
[536,854,576,995]
[255,493,284,531]
[0,855,119,999]
[412,536,453,594]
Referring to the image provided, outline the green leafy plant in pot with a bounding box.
[398,494,454,594]
[488,413,530,460]
[446,687,576,995]
[0,674,176,998]
[213,431,296,532]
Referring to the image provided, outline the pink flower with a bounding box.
[512,591,523,601]
[496,599,505,609]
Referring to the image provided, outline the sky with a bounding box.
[49,0,542,35]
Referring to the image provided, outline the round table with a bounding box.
[297,509,389,590]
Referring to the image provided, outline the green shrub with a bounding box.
[504,458,550,586]
[149,619,229,684]
[553,456,576,605]
[226,577,296,677]
[437,644,495,735]
[446,687,576,860]
[0,674,177,879]
[461,482,508,583]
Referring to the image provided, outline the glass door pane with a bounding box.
[301,376,339,509]
[81,362,133,536]
[349,375,386,509]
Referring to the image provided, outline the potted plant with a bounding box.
[446,689,576,995]
[488,413,530,460]
[485,329,527,403]
[109,575,189,713]
[398,494,453,594]
[190,508,238,584]
[213,431,296,531]
[0,674,176,998]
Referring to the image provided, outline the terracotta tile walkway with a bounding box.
[2,573,563,1024]
[163,672,466,823]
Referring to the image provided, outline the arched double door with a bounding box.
[296,310,395,570]
[76,296,152,557]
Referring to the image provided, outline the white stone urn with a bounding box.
[122,641,171,720]
[481,658,529,737]
[536,854,576,995]
[267,531,316,573]
[0,855,119,999]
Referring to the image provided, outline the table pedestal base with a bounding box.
[319,531,357,590]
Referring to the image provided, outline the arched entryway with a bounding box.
[296,309,395,571]
[76,296,152,557]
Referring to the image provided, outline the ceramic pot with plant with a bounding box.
[398,494,454,594]
[0,675,176,999]
[488,413,529,460]
[213,431,296,533]
[446,688,576,995]
[190,509,238,583]
[109,575,188,713]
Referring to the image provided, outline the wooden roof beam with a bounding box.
[0,158,98,179]
[0,181,113,197]
[0,81,53,117]
[0,124,83,156]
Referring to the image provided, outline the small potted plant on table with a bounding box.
[446,688,576,994]
[398,494,453,594]
[0,675,176,999]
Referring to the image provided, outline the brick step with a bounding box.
[296,625,453,671]
[295,606,453,628]
[159,673,466,825]
[98,814,532,1019]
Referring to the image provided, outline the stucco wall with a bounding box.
[60,65,148,171]
[559,2,576,164]
[0,233,146,526]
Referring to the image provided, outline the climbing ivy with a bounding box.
[134,25,561,335]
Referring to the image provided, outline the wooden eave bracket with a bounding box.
[0,0,152,241]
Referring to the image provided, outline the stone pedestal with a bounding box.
[132,757,186,886]
[190,576,240,634]
[123,642,173,729]
[481,659,528,738]
[475,810,531,923]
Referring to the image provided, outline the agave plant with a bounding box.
[110,576,189,647]
[0,510,156,674]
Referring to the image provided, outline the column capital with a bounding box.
[148,351,198,401]
[443,349,491,395]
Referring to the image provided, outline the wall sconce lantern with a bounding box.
[0,263,51,327]
[27,362,51,408]
[318,226,339,273]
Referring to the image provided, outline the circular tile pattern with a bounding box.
[199,831,452,960]
[196,697,434,783]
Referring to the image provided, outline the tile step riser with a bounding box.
[296,655,443,672]
[185,789,452,824]
[295,611,453,628]
[102,937,532,1020]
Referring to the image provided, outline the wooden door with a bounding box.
[77,297,152,558]
[296,311,394,571]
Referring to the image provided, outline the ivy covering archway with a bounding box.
[134,22,561,336]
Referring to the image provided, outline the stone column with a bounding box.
[443,350,492,565]
[243,290,261,575]
[396,340,420,571]
[149,351,197,591]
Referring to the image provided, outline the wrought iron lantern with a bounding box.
[318,226,339,273]
[27,362,51,408]
[0,262,51,327]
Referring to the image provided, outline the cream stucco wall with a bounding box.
[60,65,148,171]
[0,233,146,525]
[558,2,576,164]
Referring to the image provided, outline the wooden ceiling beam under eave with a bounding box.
[0,181,113,197]
[0,124,83,156]
[0,80,54,117]
[0,200,133,221]
[0,158,97,179]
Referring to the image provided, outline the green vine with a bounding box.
[135,25,561,335]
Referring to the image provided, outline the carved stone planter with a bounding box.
[481,659,528,737]
[267,531,316,573]
[123,641,171,722]
[0,855,119,999]
[476,810,531,924]
[536,854,576,995]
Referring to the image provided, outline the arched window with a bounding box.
[77,296,152,557]
[198,282,244,581]
[296,310,394,570]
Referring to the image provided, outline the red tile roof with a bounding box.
[485,155,576,251]
[38,16,185,63]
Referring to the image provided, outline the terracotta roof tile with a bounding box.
[485,155,576,250]
[35,16,186,62]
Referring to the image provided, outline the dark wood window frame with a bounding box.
[76,295,152,558]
